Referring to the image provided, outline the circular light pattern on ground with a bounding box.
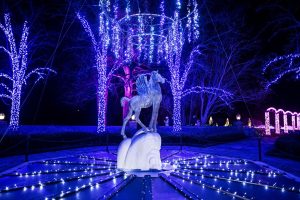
[0,148,299,199]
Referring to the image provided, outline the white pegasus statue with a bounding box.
[120,71,165,138]
[117,71,165,171]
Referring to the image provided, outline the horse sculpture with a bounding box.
[120,71,165,138]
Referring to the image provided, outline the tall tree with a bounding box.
[180,0,265,124]
[0,13,55,129]
[76,3,122,133]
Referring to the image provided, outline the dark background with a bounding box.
[0,0,299,126]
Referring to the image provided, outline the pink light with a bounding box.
[265,112,270,135]
[292,115,296,131]
[264,107,299,135]
[283,113,288,133]
[297,114,300,130]
[266,107,277,112]
[275,113,280,134]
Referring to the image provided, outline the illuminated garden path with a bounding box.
[0,147,299,199]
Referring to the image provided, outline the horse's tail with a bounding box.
[120,97,130,107]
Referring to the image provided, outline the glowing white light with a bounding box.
[131,114,135,121]
[0,113,4,120]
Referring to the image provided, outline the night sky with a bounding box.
[0,0,299,126]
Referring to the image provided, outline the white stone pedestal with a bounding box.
[117,131,162,171]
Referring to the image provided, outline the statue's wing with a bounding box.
[136,74,148,95]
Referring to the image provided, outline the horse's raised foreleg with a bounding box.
[135,109,149,132]
[121,107,133,138]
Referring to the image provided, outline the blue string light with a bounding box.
[1,151,299,198]
[263,53,300,88]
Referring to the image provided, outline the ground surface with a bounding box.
[0,140,300,199]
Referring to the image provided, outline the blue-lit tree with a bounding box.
[76,2,123,133]
[180,1,265,125]
[163,1,234,131]
[0,13,55,130]
[185,46,255,125]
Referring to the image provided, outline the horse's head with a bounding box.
[151,71,165,84]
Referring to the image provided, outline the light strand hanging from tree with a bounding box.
[182,86,233,101]
[157,0,165,63]
[186,0,192,43]
[149,26,155,63]
[263,53,300,88]
[0,13,56,130]
[192,0,200,40]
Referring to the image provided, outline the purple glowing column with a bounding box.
[265,111,270,135]
[283,113,288,134]
[275,112,280,134]
[292,114,296,131]
[297,114,300,130]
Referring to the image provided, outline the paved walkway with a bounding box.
[1,138,300,178]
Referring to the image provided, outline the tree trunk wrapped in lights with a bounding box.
[77,4,122,133]
[0,14,56,130]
